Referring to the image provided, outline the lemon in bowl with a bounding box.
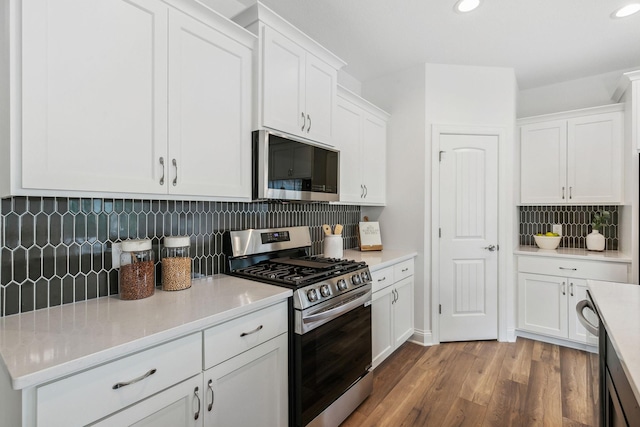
[533,232,561,250]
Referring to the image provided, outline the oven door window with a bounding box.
[294,304,372,426]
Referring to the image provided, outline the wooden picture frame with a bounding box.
[357,221,383,251]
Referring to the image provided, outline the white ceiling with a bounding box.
[252,0,640,90]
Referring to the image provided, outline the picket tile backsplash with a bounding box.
[519,205,619,250]
[0,196,360,316]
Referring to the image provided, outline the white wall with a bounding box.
[517,68,632,118]
[361,64,428,343]
[362,63,517,344]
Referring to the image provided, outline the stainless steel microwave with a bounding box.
[252,130,339,202]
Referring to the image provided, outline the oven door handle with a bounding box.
[304,290,371,324]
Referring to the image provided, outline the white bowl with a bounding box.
[534,235,561,250]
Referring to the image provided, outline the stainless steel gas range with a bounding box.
[225,226,373,427]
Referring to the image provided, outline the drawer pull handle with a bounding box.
[207,379,214,412]
[559,267,577,271]
[240,324,263,337]
[112,368,157,390]
[401,268,409,272]
[378,277,386,282]
[194,386,201,420]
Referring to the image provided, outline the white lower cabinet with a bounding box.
[202,334,288,426]
[11,301,289,426]
[371,258,414,368]
[517,255,629,347]
[92,375,203,427]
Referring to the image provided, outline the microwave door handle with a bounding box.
[575,299,599,337]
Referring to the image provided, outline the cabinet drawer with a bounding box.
[394,259,414,281]
[36,333,202,427]
[372,266,394,293]
[204,301,288,369]
[518,256,629,282]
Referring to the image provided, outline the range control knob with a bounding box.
[307,289,319,302]
[351,274,362,285]
[361,271,371,282]
[320,284,331,297]
[337,279,348,290]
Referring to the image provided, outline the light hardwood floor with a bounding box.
[341,338,599,427]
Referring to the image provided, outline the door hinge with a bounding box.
[439,304,441,314]
[439,151,445,162]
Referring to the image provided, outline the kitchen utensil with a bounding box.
[322,224,332,235]
[334,224,343,235]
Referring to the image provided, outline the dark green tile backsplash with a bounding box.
[0,196,361,317]
[519,205,619,250]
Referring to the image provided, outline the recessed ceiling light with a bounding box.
[611,3,640,18]
[455,0,480,13]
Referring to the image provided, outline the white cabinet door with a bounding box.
[520,120,567,204]
[167,10,252,199]
[568,279,598,346]
[262,27,306,138]
[335,96,364,202]
[92,376,203,427]
[304,53,337,144]
[361,112,387,205]
[22,0,168,194]
[567,112,623,204]
[371,286,393,369]
[393,277,414,348]
[204,334,288,427]
[517,273,568,338]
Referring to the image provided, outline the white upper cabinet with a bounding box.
[519,105,624,204]
[10,0,255,199]
[21,0,169,195]
[167,9,252,198]
[233,3,345,146]
[335,87,389,205]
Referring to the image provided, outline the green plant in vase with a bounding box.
[587,210,610,251]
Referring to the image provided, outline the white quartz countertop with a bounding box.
[343,249,418,271]
[0,275,291,390]
[515,245,632,262]
[588,280,640,404]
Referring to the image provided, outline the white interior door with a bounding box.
[439,133,498,341]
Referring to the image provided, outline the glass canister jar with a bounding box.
[161,236,192,291]
[119,239,155,300]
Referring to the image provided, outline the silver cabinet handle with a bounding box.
[562,186,565,199]
[391,289,395,304]
[172,159,178,186]
[570,282,574,297]
[569,186,573,199]
[559,267,577,271]
[378,277,386,282]
[207,379,214,412]
[112,368,157,390]
[240,324,263,337]
[561,282,566,296]
[364,185,368,198]
[402,268,409,272]
[159,157,165,185]
[301,112,306,131]
[394,289,399,303]
[307,114,311,132]
[360,184,364,198]
[194,386,201,420]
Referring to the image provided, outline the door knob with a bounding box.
[484,244,496,252]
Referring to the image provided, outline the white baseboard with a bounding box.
[408,329,433,346]
[515,330,597,353]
